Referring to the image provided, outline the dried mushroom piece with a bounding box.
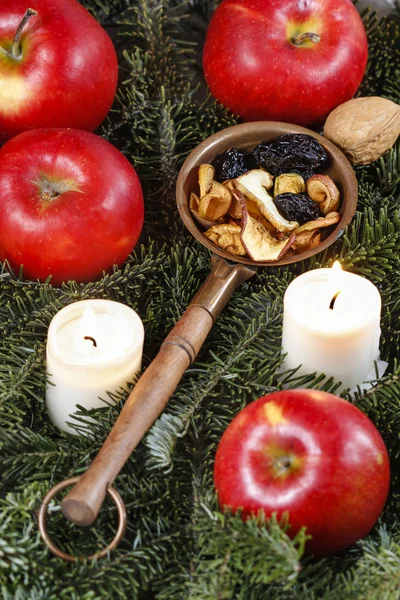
[238,193,295,261]
[274,173,305,196]
[293,212,340,235]
[292,230,321,253]
[235,170,298,233]
[198,164,215,197]
[205,223,246,256]
[306,175,340,215]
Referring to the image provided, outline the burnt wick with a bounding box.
[84,336,97,347]
[329,292,341,310]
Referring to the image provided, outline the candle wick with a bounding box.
[83,336,97,347]
[329,292,341,310]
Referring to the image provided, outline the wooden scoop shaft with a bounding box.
[61,256,255,526]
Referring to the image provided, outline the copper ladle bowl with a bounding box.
[176,121,358,266]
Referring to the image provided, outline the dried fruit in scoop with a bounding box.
[239,194,295,262]
[306,175,340,215]
[212,148,257,182]
[293,212,340,235]
[274,193,320,225]
[253,134,328,180]
[292,230,321,253]
[198,164,215,197]
[205,223,246,256]
[235,170,298,233]
[274,173,305,196]
[198,181,232,221]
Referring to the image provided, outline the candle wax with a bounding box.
[58,306,135,361]
[46,300,144,434]
[281,268,382,391]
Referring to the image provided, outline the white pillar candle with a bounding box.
[281,263,383,391]
[46,299,144,434]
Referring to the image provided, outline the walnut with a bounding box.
[324,97,400,165]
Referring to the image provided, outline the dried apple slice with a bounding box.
[235,170,298,233]
[293,212,340,235]
[189,192,221,229]
[224,180,242,219]
[292,230,321,253]
[190,192,200,214]
[237,192,295,261]
[274,173,305,196]
[306,175,340,214]
[198,182,232,221]
[198,164,215,197]
[205,223,246,256]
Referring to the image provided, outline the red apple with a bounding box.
[0,0,118,140]
[214,390,390,556]
[0,128,144,285]
[203,0,368,126]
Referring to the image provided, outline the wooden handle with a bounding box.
[61,256,255,526]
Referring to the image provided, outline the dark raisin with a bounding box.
[252,134,328,180]
[212,148,257,182]
[274,193,321,224]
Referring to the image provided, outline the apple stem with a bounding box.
[292,32,320,46]
[10,8,38,60]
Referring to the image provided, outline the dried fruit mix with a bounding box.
[190,134,341,262]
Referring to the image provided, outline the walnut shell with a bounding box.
[324,97,400,165]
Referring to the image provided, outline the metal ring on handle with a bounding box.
[38,477,126,562]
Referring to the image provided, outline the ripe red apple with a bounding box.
[203,0,368,126]
[214,390,390,556]
[0,128,144,285]
[0,0,118,140]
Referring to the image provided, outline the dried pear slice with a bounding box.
[274,173,305,196]
[236,170,298,233]
[292,230,321,253]
[238,193,295,261]
[199,164,215,197]
[293,212,340,235]
[205,224,246,256]
[306,175,340,215]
